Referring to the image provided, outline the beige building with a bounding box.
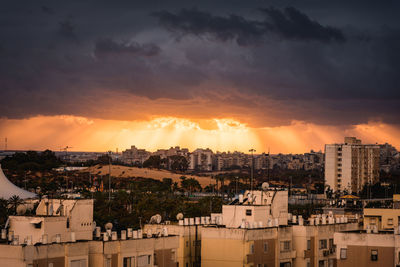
[292,218,360,267]
[121,146,151,165]
[334,230,400,267]
[189,149,213,171]
[144,224,201,267]
[222,189,288,228]
[9,199,94,245]
[0,236,179,267]
[325,137,380,193]
[363,208,400,231]
[201,226,295,267]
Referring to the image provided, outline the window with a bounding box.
[123,257,135,267]
[264,242,268,253]
[307,239,311,250]
[280,241,291,252]
[328,259,334,267]
[340,248,347,259]
[319,239,327,249]
[388,218,394,225]
[171,250,176,261]
[246,209,252,216]
[250,243,255,254]
[371,250,378,261]
[154,253,158,266]
[105,259,111,267]
[329,239,334,249]
[186,241,189,247]
[137,255,151,267]
[70,259,87,267]
[318,260,325,267]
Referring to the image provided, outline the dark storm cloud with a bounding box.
[153,7,345,45]
[58,19,78,42]
[41,5,54,15]
[0,0,400,127]
[94,38,161,59]
[260,7,345,42]
[152,8,264,46]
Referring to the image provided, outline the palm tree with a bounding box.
[8,195,24,215]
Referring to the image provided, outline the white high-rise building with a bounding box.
[325,137,380,193]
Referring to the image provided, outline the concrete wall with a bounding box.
[335,232,400,267]
[201,227,295,267]
[144,224,201,267]
[364,208,400,230]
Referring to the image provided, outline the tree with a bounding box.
[1,150,61,171]
[143,156,162,169]
[8,195,24,215]
[181,177,201,195]
[169,155,189,172]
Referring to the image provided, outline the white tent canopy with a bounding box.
[0,164,37,199]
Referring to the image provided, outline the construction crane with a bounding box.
[60,146,73,162]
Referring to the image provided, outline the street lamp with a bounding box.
[249,149,256,192]
[108,151,112,214]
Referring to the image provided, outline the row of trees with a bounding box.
[84,178,224,230]
[1,150,62,171]
[142,155,189,172]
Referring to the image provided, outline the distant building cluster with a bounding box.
[120,146,325,172]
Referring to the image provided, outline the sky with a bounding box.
[0,0,400,153]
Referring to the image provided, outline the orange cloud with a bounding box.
[0,116,399,153]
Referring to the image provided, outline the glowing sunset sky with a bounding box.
[1,1,399,153]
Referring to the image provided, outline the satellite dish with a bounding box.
[150,214,162,224]
[16,205,27,215]
[176,213,184,220]
[105,222,113,230]
[262,182,269,190]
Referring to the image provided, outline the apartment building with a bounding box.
[334,230,400,267]
[8,199,94,245]
[0,236,179,267]
[292,216,359,267]
[189,148,213,171]
[202,226,295,267]
[325,137,380,193]
[121,146,151,165]
[144,224,201,267]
